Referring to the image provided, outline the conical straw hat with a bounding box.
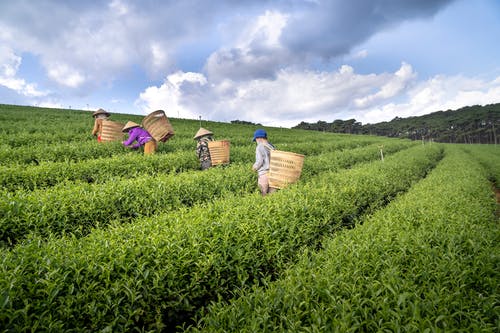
[193,127,213,139]
[122,121,140,132]
[92,108,110,118]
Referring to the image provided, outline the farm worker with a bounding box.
[252,129,277,196]
[122,121,157,155]
[91,108,110,142]
[193,127,214,170]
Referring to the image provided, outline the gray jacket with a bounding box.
[253,142,275,175]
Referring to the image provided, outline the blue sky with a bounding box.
[0,0,499,127]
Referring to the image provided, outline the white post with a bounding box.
[379,145,384,162]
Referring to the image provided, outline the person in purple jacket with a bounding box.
[122,121,157,155]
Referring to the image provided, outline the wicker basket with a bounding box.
[207,140,230,166]
[141,110,175,142]
[100,120,125,142]
[268,150,305,189]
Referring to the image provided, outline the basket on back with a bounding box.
[208,140,230,166]
[269,150,305,189]
[101,120,125,142]
[141,110,175,142]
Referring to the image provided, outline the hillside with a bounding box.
[293,103,500,144]
[0,104,498,332]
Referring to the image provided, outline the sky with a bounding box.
[0,0,499,128]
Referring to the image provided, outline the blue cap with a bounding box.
[253,129,267,141]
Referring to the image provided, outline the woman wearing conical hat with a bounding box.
[122,121,157,155]
[193,127,214,170]
[91,108,110,142]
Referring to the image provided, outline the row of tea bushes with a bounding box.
[301,141,416,178]
[0,141,415,246]
[463,145,500,184]
[268,136,384,156]
[0,103,384,149]
[0,141,126,166]
[0,105,91,137]
[1,104,390,164]
[0,130,388,166]
[0,150,199,192]
[0,145,443,331]
[0,163,253,246]
[0,142,418,244]
[0,138,203,165]
[3,131,89,147]
[0,138,413,192]
[188,146,498,332]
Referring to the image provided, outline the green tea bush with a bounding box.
[0,145,442,331]
[188,146,499,332]
[463,145,500,184]
[0,164,255,246]
[0,141,415,246]
[0,139,412,192]
[0,151,199,191]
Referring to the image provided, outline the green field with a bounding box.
[0,104,498,332]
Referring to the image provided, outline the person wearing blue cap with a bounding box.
[252,129,277,196]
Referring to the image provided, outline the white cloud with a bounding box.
[352,49,369,59]
[0,48,20,77]
[47,63,86,88]
[109,0,129,16]
[37,101,64,109]
[136,62,500,128]
[0,47,47,97]
[412,75,500,113]
[150,42,170,72]
[134,63,414,126]
[235,10,288,49]
[0,0,456,89]
[354,74,500,124]
[205,10,290,82]
[354,62,416,108]
[205,63,418,126]
[0,1,180,92]
[135,71,207,119]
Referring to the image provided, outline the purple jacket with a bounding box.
[123,127,153,149]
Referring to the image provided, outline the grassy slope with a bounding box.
[0,104,498,332]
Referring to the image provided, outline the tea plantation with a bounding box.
[0,104,498,332]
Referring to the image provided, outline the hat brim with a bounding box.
[122,121,141,132]
[122,126,139,132]
[253,135,266,141]
[194,127,214,140]
[93,112,110,118]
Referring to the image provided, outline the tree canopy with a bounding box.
[293,103,500,144]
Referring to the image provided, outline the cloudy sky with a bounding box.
[1,0,499,127]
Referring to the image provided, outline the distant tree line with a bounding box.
[293,104,500,144]
[231,120,262,126]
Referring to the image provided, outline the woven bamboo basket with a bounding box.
[268,150,305,189]
[100,120,125,142]
[207,140,230,166]
[141,110,175,142]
